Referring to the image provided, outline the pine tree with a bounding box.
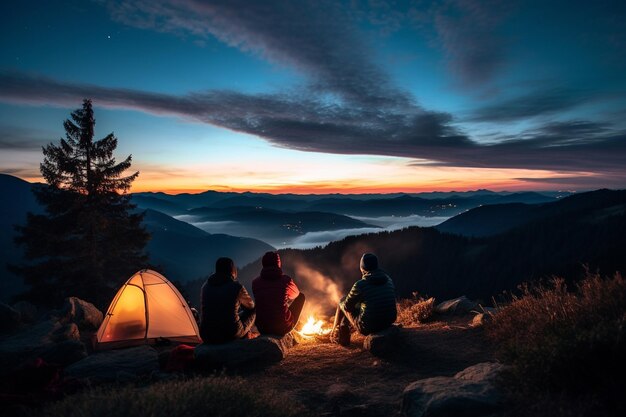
[13,99,150,308]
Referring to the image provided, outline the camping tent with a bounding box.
[96,269,201,350]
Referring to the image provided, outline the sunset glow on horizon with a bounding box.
[9,140,600,195]
[125,166,596,195]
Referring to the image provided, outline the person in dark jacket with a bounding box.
[200,257,256,344]
[330,253,397,346]
[252,251,305,336]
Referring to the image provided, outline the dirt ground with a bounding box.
[256,316,495,416]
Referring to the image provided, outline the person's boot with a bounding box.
[330,325,349,346]
[337,322,351,346]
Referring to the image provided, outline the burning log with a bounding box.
[297,315,332,342]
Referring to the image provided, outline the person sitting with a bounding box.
[252,251,305,336]
[200,257,256,344]
[330,253,397,346]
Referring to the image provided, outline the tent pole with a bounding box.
[141,270,150,342]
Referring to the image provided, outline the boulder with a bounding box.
[65,345,159,382]
[61,297,103,330]
[363,324,401,357]
[326,383,356,402]
[12,301,38,323]
[0,319,65,374]
[402,362,505,417]
[39,340,87,367]
[50,323,80,342]
[0,303,21,333]
[195,334,295,371]
[434,296,478,315]
[470,313,494,327]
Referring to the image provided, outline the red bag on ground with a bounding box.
[165,344,196,372]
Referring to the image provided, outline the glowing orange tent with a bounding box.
[96,269,201,350]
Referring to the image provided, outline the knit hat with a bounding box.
[262,251,281,268]
[215,257,235,276]
[360,253,378,272]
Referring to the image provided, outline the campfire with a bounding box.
[298,315,332,339]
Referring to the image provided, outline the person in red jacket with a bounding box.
[252,251,305,336]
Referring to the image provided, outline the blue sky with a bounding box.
[1,0,625,192]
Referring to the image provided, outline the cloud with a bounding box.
[0,125,53,150]
[288,227,382,249]
[106,0,408,108]
[0,167,41,177]
[470,87,588,122]
[2,70,626,175]
[348,0,514,87]
[515,173,626,189]
[351,214,450,228]
[287,214,450,249]
[432,0,514,87]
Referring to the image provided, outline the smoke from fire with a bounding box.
[293,262,342,318]
[288,241,375,320]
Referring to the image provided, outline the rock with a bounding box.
[470,313,493,327]
[61,297,103,330]
[0,320,61,350]
[434,296,478,315]
[402,362,505,417]
[0,319,69,375]
[50,323,80,342]
[339,404,371,417]
[0,303,21,333]
[12,301,38,323]
[363,324,401,357]
[65,345,159,382]
[39,340,87,367]
[0,319,85,373]
[194,333,295,371]
[326,383,355,401]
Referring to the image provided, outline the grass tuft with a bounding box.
[41,376,309,417]
[486,271,626,416]
[396,295,435,326]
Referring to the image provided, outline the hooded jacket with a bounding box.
[340,269,397,335]
[200,272,255,343]
[252,266,300,335]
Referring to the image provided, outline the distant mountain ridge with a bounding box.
[141,209,273,284]
[437,189,626,237]
[132,188,562,218]
[237,188,626,306]
[0,174,273,302]
[0,175,43,301]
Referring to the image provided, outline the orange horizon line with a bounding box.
[129,185,556,196]
[7,173,580,195]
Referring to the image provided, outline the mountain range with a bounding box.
[129,187,565,248]
[236,189,626,313]
[132,189,561,218]
[0,174,273,302]
[4,172,621,310]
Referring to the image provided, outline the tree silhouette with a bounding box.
[13,99,149,307]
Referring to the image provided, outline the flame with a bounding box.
[299,315,332,337]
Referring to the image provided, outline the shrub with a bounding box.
[41,376,309,417]
[397,295,435,325]
[486,272,626,416]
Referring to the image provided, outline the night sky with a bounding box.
[1,0,625,193]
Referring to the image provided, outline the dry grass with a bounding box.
[39,376,309,417]
[396,296,435,326]
[487,271,626,416]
